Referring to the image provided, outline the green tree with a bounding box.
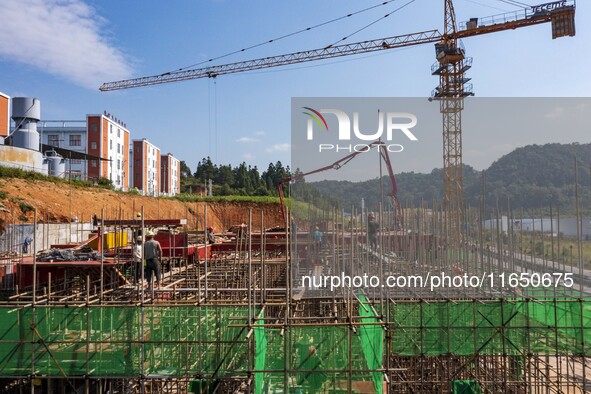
[216,164,234,186]
[233,162,253,193]
[179,160,192,179]
[194,157,217,182]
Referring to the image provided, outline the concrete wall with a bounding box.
[0,222,95,254]
[0,145,46,174]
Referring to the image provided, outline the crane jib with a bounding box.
[99,30,441,91]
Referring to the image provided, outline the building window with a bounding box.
[110,125,113,133]
[90,142,97,150]
[69,134,81,146]
[109,140,113,149]
[117,143,120,154]
[48,135,59,147]
[117,128,120,137]
[90,160,97,167]
[90,123,97,132]
[71,159,81,165]
[117,159,120,170]
[135,172,140,180]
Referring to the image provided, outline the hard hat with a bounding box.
[207,226,213,232]
[136,212,142,218]
[136,235,143,242]
[145,230,155,237]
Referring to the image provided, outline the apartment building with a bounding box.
[87,113,130,190]
[131,139,160,196]
[0,92,8,138]
[160,153,181,196]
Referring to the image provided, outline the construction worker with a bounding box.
[295,344,326,391]
[206,226,216,244]
[312,226,322,255]
[133,236,143,286]
[22,236,31,254]
[143,230,163,290]
[368,213,379,250]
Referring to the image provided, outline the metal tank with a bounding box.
[10,97,40,151]
[45,150,66,178]
[42,158,49,175]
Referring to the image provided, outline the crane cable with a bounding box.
[175,0,404,72]
[325,0,419,49]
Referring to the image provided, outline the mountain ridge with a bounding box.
[307,143,591,213]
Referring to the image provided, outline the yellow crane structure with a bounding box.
[100,1,576,241]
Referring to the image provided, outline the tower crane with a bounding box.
[100,1,576,241]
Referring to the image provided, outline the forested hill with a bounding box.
[309,143,591,212]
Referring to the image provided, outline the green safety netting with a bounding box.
[0,306,250,378]
[358,294,384,394]
[453,380,483,394]
[254,310,266,394]
[252,294,384,393]
[189,379,218,394]
[254,325,377,393]
[387,299,591,356]
[0,299,589,391]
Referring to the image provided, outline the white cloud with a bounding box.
[236,136,259,143]
[243,153,255,161]
[0,0,133,89]
[266,143,290,153]
[254,131,266,136]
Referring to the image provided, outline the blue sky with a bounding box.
[0,0,589,176]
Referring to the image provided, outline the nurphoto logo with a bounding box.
[302,107,418,153]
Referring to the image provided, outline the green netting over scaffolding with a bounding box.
[253,294,383,393]
[0,299,589,389]
[0,306,250,378]
[386,299,591,356]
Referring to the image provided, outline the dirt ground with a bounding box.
[0,178,284,232]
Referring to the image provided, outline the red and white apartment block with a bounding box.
[160,153,181,196]
[87,112,130,190]
[131,139,160,196]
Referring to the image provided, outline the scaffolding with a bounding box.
[0,199,589,393]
